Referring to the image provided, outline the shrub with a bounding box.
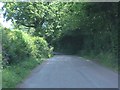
[31,37,52,59]
[3,28,30,64]
[2,28,52,66]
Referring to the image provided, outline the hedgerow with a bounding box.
[2,28,52,66]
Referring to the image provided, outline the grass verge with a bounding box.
[77,51,118,72]
[2,57,43,88]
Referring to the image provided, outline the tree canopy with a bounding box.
[3,2,118,69]
[4,2,69,40]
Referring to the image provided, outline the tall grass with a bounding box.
[78,50,118,72]
[2,57,43,88]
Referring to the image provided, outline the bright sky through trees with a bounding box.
[0,2,12,28]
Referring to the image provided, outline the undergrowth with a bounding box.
[2,57,44,88]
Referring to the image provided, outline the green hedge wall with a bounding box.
[2,28,52,66]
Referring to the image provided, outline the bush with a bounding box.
[30,36,52,59]
[2,28,52,66]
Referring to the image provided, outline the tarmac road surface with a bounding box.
[19,55,118,88]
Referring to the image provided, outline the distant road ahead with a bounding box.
[19,55,118,88]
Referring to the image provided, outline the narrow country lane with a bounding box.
[19,55,118,88]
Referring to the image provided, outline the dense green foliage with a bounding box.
[2,25,52,87]
[2,2,118,88]
[2,27,52,66]
[3,57,42,88]
[3,2,118,71]
[53,3,118,70]
[3,2,69,43]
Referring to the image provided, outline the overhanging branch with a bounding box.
[18,22,35,28]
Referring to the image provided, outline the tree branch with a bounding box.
[18,22,35,28]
